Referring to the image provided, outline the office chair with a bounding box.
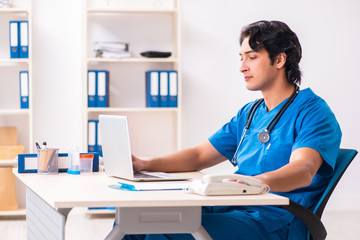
[281,148,358,240]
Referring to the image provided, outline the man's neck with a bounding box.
[262,83,295,112]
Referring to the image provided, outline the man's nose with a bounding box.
[240,61,248,73]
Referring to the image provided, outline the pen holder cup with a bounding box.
[79,154,94,174]
[37,148,59,174]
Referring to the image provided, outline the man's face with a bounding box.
[239,37,279,92]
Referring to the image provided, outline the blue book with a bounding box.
[9,21,19,58]
[159,71,169,107]
[19,71,29,109]
[145,71,160,107]
[88,120,97,152]
[96,70,109,107]
[19,21,29,58]
[88,70,97,107]
[95,120,102,156]
[168,70,178,107]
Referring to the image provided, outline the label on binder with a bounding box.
[88,71,96,107]
[159,71,169,107]
[169,71,178,107]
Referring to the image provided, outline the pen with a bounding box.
[35,142,41,150]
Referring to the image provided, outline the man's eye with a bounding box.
[249,56,257,60]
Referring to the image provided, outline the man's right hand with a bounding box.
[132,154,146,173]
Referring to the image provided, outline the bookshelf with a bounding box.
[82,0,182,160]
[0,0,32,216]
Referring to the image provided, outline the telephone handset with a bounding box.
[188,173,270,196]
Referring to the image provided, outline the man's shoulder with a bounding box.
[297,88,330,110]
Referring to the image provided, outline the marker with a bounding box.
[35,142,41,150]
[42,142,47,149]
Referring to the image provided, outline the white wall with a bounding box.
[32,0,360,209]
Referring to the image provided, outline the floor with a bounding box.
[0,208,359,240]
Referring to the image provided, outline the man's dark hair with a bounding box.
[240,20,302,85]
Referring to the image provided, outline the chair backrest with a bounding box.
[313,148,358,218]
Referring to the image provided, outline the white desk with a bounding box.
[14,171,289,240]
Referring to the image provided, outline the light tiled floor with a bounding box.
[1,208,360,240]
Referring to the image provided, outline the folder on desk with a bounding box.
[159,71,169,107]
[97,70,109,107]
[9,21,19,58]
[17,152,100,173]
[19,71,29,109]
[145,71,159,107]
[168,70,178,107]
[19,21,29,58]
[88,120,97,152]
[88,70,97,107]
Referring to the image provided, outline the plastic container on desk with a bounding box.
[79,154,94,173]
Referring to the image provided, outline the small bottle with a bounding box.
[67,145,80,175]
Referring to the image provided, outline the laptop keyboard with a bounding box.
[134,172,161,179]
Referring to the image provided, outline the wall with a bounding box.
[32,0,360,210]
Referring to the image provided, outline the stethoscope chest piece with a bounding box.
[258,131,270,143]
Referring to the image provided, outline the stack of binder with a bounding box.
[88,70,109,108]
[146,70,178,108]
[94,41,131,59]
[19,71,29,109]
[9,21,29,59]
[88,120,102,156]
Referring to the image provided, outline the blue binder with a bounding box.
[88,120,97,152]
[17,152,100,173]
[88,70,97,107]
[168,70,178,107]
[145,71,160,107]
[19,71,29,109]
[159,71,169,107]
[9,21,19,58]
[96,70,109,107]
[96,120,102,156]
[19,21,29,58]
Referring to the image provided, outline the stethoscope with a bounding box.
[230,85,300,166]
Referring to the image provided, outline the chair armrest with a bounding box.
[280,200,327,240]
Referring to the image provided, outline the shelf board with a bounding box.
[87,8,176,14]
[87,57,177,63]
[87,107,178,113]
[0,159,17,167]
[0,59,30,64]
[0,109,30,115]
[0,208,26,216]
[0,8,29,14]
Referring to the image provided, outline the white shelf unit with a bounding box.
[82,0,182,160]
[0,0,32,216]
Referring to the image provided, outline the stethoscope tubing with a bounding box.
[230,85,299,166]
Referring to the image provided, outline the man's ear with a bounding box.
[275,53,286,69]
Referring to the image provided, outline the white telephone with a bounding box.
[188,173,269,196]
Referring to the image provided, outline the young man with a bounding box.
[126,21,342,240]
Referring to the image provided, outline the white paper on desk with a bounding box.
[125,181,192,191]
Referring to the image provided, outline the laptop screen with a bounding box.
[99,115,134,179]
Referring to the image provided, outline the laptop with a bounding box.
[99,115,189,181]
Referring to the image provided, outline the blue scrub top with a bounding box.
[208,88,342,238]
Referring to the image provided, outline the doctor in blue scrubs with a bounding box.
[125,20,342,240]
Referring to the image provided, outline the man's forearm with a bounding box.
[255,147,323,192]
[141,140,226,173]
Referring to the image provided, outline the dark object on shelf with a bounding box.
[140,51,171,58]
